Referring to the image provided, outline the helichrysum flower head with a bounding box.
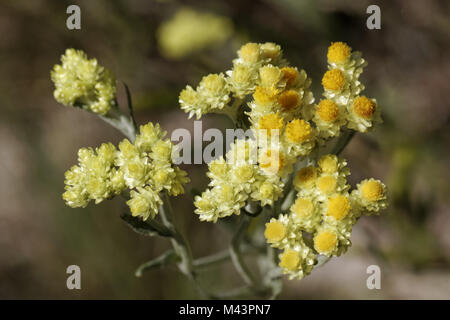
[346,96,382,132]
[63,122,189,221]
[265,154,387,275]
[157,7,233,59]
[180,41,388,281]
[51,48,116,115]
[179,73,231,119]
[327,42,352,64]
[352,178,388,214]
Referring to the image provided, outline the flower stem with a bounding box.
[99,105,136,141]
[332,129,355,155]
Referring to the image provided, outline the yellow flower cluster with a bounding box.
[264,154,388,279]
[181,42,388,280]
[190,43,318,221]
[316,42,382,136]
[63,123,189,220]
[157,7,233,60]
[51,49,116,115]
[194,140,284,222]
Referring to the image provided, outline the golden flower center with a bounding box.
[279,249,301,271]
[327,195,350,220]
[294,166,317,188]
[322,69,345,91]
[317,99,339,122]
[277,90,300,111]
[327,42,351,63]
[361,180,383,201]
[258,113,284,137]
[264,221,286,243]
[318,155,338,173]
[253,86,279,105]
[285,119,312,143]
[314,230,337,254]
[317,175,337,194]
[353,96,375,119]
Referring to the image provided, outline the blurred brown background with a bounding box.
[0,0,449,299]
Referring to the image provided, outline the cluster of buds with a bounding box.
[51,49,116,115]
[180,41,388,280]
[63,123,189,221]
[265,154,387,279]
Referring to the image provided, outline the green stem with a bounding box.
[193,250,230,270]
[229,215,268,297]
[159,192,193,277]
[332,129,355,155]
[99,105,136,141]
[122,82,138,132]
[135,249,178,277]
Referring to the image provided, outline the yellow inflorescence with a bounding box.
[51,49,116,115]
[314,230,338,254]
[294,166,317,189]
[361,179,383,201]
[292,198,314,218]
[322,69,345,91]
[327,194,350,220]
[285,119,312,143]
[239,42,261,63]
[265,220,287,243]
[317,99,339,122]
[174,41,388,281]
[317,175,337,194]
[353,96,375,119]
[62,123,189,221]
[258,113,284,136]
[253,86,279,105]
[327,42,352,64]
[278,90,300,112]
[259,65,282,88]
[279,249,301,270]
[318,154,338,174]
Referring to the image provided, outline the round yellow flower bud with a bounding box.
[292,198,314,219]
[253,86,279,105]
[258,113,284,137]
[294,166,317,189]
[314,230,338,254]
[279,249,301,270]
[285,119,312,143]
[259,181,274,199]
[259,65,281,88]
[322,69,345,91]
[317,175,337,194]
[327,42,351,64]
[238,43,260,63]
[277,90,300,112]
[264,220,287,243]
[353,96,375,119]
[361,179,383,201]
[317,99,339,122]
[318,154,338,173]
[327,195,350,220]
[260,42,281,60]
